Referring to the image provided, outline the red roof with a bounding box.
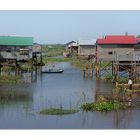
[136,38,140,42]
[97,35,138,44]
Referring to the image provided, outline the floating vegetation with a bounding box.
[40,108,79,115]
[81,101,127,112]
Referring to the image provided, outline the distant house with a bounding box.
[77,39,96,57]
[65,41,78,55]
[96,35,140,61]
[0,36,33,62]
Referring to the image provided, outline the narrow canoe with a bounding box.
[41,69,64,73]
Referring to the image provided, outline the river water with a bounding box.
[0,62,140,129]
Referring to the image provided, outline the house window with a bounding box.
[108,51,113,55]
[20,49,29,55]
[6,48,11,52]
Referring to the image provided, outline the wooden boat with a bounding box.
[41,69,64,73]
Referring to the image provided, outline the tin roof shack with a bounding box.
[78,39,96,58]
[96,35,139,62]
[65,41,78,55]
[0,36,33,63]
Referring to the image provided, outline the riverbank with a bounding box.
[0,75,22,84]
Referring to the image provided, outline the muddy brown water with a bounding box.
[0,62,140,129]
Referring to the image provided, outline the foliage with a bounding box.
[118,77,128,83]
[43,57,72,64]
[0,75,22,84]
[81,101,127,112]
[1,66,13,72]
[100,62,112,68]
[104,73,114,82]
[20,65,33,72]
[71,58,94,70]
[113,87,126,95]
[104,73,128,83]
[40,108,79,115]
[136,35,140,38]
[42,44,65,57]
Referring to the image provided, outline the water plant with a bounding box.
[40,108,79,115]
[42,45,65,57]
[81,100,127,112]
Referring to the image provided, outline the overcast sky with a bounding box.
[0,10,140,44]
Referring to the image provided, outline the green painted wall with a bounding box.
[0,36,33,46]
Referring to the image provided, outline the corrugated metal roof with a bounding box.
[0,36,33,46]
[97,35,137,44]
[66,41,76,45]
[78,39,96,45]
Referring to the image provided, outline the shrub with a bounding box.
[81,101,127,112]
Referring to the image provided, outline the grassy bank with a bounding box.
[43,57,72,64]
[71,58,94,70]
[20,65,33,72]
[0,75,22,84]
[40,108,79,115]
[81,101,127,112]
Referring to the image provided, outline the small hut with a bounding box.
[77,39,96,57]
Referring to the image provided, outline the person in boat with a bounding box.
[128,79,133,90]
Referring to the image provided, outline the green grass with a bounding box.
[71,58,94,70]
[43,57,72,64]
[0,75,22,84]
[81,101,127,112]
[40,108,79,115]
[104,73,114,82]
[42,45,65,57]
[20,65,33,72]
[113,87,126,95]
[104,73,128,83]
[1,66,13,72]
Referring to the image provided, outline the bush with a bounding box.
[0,75,22,84]
[81,101,127,112]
